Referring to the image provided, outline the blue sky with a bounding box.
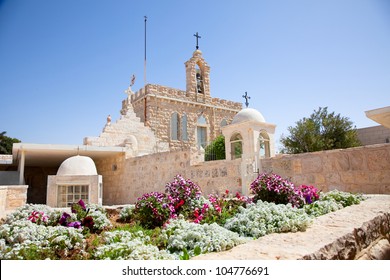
[1,0,389,150]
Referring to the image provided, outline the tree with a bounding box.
[280,107,361,154]
[0,131,21,154]
[204,135,226,161]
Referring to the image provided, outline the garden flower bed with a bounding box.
[0,173,366,260]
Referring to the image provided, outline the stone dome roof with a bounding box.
[232,108,266,124]
[57,155,98,176]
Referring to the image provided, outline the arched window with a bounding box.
[197,115,207,148]
[170,112,180,140]
[259,130,270,158]
[220,119,228,127]
[230,133,243,160]
[181,114,188,141]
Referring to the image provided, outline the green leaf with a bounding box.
[193,246,202,256]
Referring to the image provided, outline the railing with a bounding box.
[198,141,226,162]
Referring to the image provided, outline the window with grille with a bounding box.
[57,185,89,207]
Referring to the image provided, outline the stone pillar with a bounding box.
[18,149,25,185]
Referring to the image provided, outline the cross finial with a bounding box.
[194,32,201,50]
[242,91,251,108]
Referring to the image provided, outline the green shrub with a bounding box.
[205,135,226,161]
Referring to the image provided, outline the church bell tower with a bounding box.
[185,35,211,103]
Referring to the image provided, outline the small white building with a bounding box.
[47,155,103,207]
[222,107,276,161]
[221,107,276,195]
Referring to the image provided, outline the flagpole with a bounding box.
[144,16,147,88]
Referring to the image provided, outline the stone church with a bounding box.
[84,49,242,154]
[1,47,278,215]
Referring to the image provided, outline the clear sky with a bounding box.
[1,0,389,151]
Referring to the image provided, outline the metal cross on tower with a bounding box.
[242,91,251,108]
[193,32,201,50]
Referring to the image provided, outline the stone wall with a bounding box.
[260,143,390,194]
[95,143,390,205]
[357,125,390,146]
[0,185,28,219]
[95,149,242,205]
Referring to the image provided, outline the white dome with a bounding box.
[232,108,266,124]
[57,155,98,176]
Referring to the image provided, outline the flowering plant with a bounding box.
[161,217,247,258]
[224,200,312,238]
[56,200,111,232]
[297,185,320,204]
[93,230,175,260]
[195,190,253,225]
[27,211,49,225]
[58,200,94,231]
[165,175,202,212]
[250,173,307,207]
[320,189,366,207]
[134,192,176,228]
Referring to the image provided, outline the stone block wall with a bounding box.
[357,125,390,146]
[95,143,390,206]
[0,185,28,219]
[261,143,390,194]
[95,149,242,205]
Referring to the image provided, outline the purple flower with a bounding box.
[71,199,87,213]
[59,212,71,226]
[67,221,82,228]
[78,199,86,210]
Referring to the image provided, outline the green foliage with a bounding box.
[320,189,366,207]
[303,189,365,217]
[200,192,251,226]
[280,107,361,154]
[92,230,175,260]
[205,135,226,161]
[0,131,21,154]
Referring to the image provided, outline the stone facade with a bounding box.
[95,149,243,205]
[94,143,390,206]
[131,50,242,150]
[261,143,390,194]
[357,125,390,146]
[0,185,28,219]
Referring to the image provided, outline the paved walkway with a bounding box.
[193,195,390,260]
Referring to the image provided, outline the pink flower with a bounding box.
[28,211,40,223]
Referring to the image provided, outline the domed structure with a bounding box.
[57,155,98,176]
[231,108,266,124]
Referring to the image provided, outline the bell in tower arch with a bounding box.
[196,65,204,93]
